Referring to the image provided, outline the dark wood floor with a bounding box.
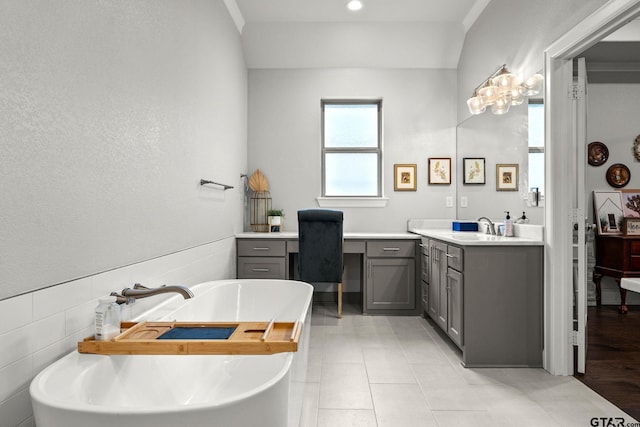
[575,305,640,421]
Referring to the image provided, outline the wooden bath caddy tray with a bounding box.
[78,320,301,355]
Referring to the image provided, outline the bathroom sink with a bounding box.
[448,233,482,241]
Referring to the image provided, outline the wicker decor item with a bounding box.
[251,191,272,232]
[248,169,269,192]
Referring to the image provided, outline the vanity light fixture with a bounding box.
[466,64,543,115]
[347,0,363,11]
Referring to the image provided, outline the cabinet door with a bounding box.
[428,241,439,319]
[447,268,463,348]
[421,245,430,284]
[429,240,448,330]
[367,258,415,310]
[421,242,429,313]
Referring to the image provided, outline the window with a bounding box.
[528,100,545,201]
[321,100,382,197]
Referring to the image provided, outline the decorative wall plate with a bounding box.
[588,141,609,166]
[634,135,640,161]
[606,163,631,188]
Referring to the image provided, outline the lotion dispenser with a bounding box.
[504,211,514,237]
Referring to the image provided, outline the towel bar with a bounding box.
[200,179,234,190]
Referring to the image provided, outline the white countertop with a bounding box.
[236,232,420,240]
[408,228,544,246]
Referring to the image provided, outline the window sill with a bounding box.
[316,197,389,208]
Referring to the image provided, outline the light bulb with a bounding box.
[347,0,363,11]
[492,95,511,115]
[467,95,486,115]
[522,74,543,96]
[478,83,498,106]
[510,89,524,106]
[492,68,516,94]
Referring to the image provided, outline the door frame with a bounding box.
[544,0,640,375]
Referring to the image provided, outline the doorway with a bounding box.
[570,19,640,419]
[544,0,640,377]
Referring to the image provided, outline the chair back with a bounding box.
[298,209,343,283]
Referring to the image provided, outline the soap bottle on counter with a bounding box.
[94,296,121,341]
[504,211,514,237]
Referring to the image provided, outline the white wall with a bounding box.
[0,0,247,300]
[587,83,640,305]
[247,68,457,232]
[0,1,247,425]
[457,0,607,123]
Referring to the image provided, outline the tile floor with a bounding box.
[299,302,638,427]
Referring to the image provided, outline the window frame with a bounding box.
[528,99,545,201]
[321,99,383,198]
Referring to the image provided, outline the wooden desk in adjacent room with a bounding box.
[594,234,640,313]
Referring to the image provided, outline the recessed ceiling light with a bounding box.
[347,0,363,11]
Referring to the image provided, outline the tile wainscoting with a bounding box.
[0,237,236,427]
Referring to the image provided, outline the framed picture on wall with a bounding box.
[394,164,417,191]
[428,158,451,184]
[621,189,640,218]
[593,190,624,235]
[496,164,518,191]
[463,158,485,184]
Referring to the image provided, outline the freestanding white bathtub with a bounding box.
[30,279,313,427]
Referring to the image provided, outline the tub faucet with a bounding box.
[111,283,194,305]
[477,217,497,235]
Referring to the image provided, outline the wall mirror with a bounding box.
[456,89,545,224]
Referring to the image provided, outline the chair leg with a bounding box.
[337,282,343,319]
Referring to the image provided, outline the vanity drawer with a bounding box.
[237,257,286,279]
[367,241,416,258]
[237,240,286,257]
[447,245,464,271]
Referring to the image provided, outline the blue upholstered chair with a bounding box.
[298,209,344,318]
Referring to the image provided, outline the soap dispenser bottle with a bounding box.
[504,211,514,237]
[94,296,121,341]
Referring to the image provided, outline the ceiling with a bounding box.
[224,1,640,79]
[581,19,640,83]
[225,0,491,69]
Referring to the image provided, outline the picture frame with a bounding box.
[606,163,631,188]
[463,158,486,185]
[593,190,624,235]
[496,164,518,191]
[623,218,640,236]
[394,164,417,191]
[621,189,640,218]
[428,157,451,184]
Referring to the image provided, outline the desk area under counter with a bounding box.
[235,232,421,315]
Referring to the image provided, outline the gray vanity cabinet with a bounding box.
[366,241,416,312]
[428,240,463,348]
[428,240,448,330]
[425,236,543,367]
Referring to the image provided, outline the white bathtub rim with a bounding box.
[30,279,313,416]
[30,353,294,415]
[129,279,314,322]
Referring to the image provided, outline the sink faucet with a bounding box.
[477,217,497,235]
[111,283,194,305]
